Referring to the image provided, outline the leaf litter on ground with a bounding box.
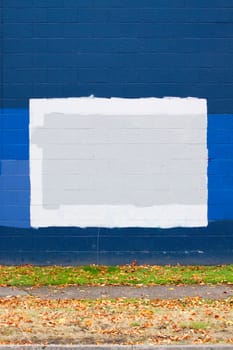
[0,296,232,345]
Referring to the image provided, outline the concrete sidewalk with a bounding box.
[0,284,232,299]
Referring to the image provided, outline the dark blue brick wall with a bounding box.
[1,0,233,112]
[0,223,232,265]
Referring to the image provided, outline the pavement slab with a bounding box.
[0,287,28,297]
[0,345,233,350]
[0,285,232,300]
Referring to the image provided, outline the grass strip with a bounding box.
[0,264,232,286]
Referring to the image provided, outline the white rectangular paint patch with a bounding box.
[30,97,208,228]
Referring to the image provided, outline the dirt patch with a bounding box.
[0,296,232,345]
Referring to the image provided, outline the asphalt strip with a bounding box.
[0,285,232,300]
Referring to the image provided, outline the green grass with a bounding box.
[0,264,232,287]
[180,321,210,330]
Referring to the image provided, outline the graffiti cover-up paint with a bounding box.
[30,97,207,228]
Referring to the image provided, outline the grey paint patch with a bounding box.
[31,113,207,209]
[32,127,206,144]
[39,144,206,160]
[43,113,207,130]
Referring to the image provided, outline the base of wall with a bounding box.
[0,221,232,265]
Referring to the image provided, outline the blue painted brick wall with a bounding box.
[0,0,233,264]
[1,0,233,112]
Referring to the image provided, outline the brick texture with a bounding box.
[1,0,233,112]
[0,0,233,264]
